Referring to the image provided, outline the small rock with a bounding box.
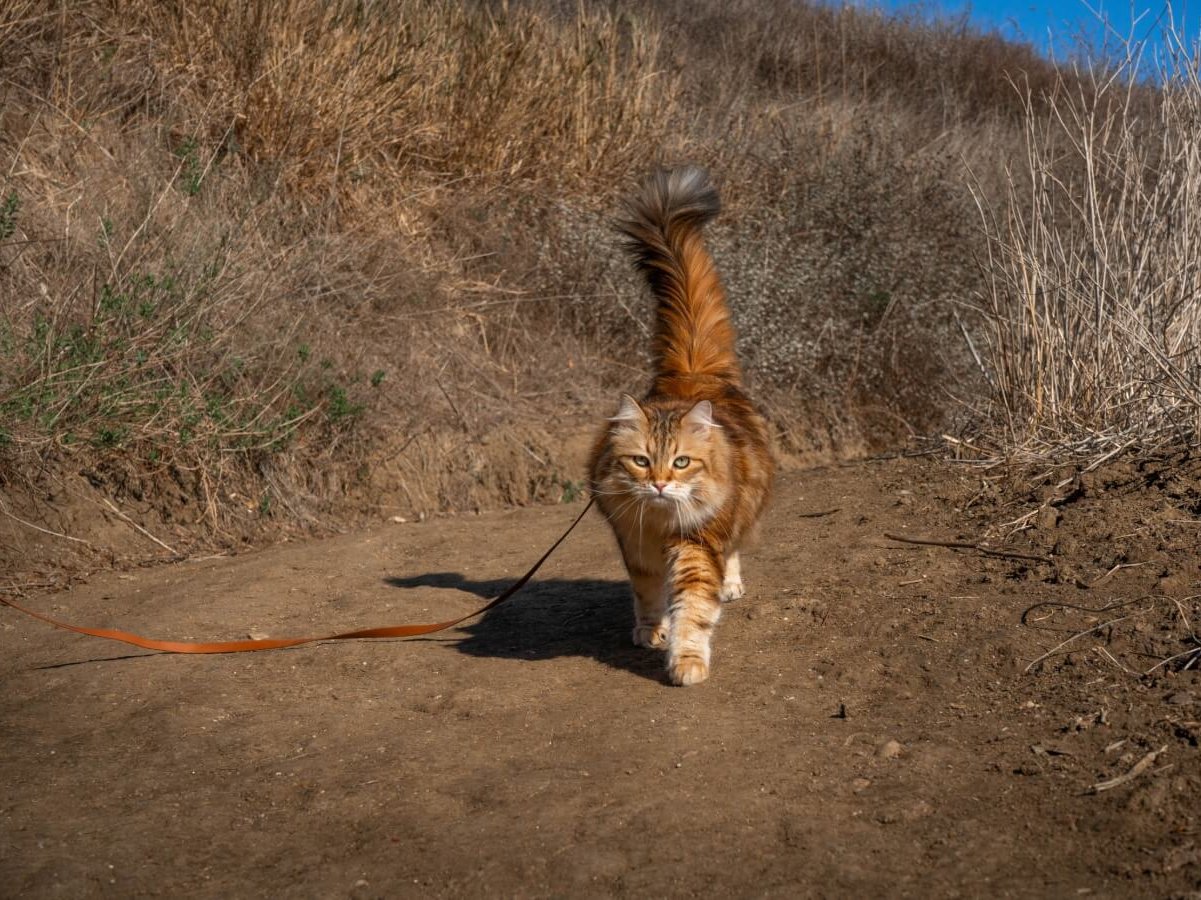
[390,515,407,523]
[1165,691,1196,706]
[876,739,904,759]
[247,631,270,641]
[1036,506,1060,530]
[904,799,935,821]
[851,777,872,793]
[1157,573,1190,595]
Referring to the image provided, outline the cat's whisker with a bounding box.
[589,485,632,496]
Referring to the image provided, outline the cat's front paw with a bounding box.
[667,655,710,686]
[633,623,668,648]
[719,577,745,602]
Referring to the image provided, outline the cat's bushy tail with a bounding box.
[617,167,740,384]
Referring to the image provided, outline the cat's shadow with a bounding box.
[382,572,666,682]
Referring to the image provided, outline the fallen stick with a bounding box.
[883,532,1052,564]
[102,498,180,557]
[1023,612,1139,674]
[0,500,94,548]
[798,508,841,518]
[1088,746,1167,794]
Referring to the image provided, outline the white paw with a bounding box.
[667,655,710,686]
[719,578,745,603]
[632,623,668,649]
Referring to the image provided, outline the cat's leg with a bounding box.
[630,568,669,649]
[665,539,723,685]
[619,539,668,648]
[719,551,744,602]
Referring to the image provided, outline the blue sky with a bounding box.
[871,1,1198,66]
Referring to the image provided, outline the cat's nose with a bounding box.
[653,482,667,493]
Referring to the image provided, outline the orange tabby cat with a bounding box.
[588,167,775,686]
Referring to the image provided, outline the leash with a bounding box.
[0,499,594,655]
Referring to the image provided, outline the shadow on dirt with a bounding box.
[383,572,665,682]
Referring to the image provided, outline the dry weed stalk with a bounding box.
[972,31,1201,463]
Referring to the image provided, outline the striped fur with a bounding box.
[589,167,775,686]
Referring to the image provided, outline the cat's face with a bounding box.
[602,396,725,521]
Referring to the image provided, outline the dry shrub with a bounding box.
[972,34,1201,462]
[117,0,674,196]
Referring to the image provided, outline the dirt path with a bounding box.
[3,459,1199,898]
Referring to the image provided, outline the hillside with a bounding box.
[0,0,1072,577]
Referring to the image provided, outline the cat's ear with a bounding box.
[610,394,647,428]
[682,400,719,437]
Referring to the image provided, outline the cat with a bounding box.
[588,167,775,686]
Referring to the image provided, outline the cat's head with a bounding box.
[601,394,727,518]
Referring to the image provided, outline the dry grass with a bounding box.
[971,31,1201,463]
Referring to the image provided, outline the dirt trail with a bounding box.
[3,459,1199,898]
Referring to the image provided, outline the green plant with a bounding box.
[174,138,204,196]
[0,190,19,240]
[326,385,363,422]
[559,478,584,503]
[92,425,128,448]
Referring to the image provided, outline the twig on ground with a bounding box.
[0,581,59,595]
[1144,645,1201,675]
[1023,611,1147,674]
[1020,598,1149,624]
[1001,508,1039,535]
[1094,645,1139,677]
[1081,561,1149,589]
[0,499,94,547]
[101,498,180,557]
[1168,595,1199,643]
[1088,746,1167,794]
[884,532,1052,564]
[798,508,840,518]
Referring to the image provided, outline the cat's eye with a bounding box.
[672,456,691,469]
[630,455,651,468]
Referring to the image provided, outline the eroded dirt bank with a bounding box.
[2,458,1199,897]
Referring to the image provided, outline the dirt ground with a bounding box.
[2,456,1200,898]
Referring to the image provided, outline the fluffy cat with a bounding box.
[588,167,775,686]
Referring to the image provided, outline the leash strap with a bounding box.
[1,499,594,655]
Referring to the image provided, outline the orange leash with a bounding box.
[0,499,594,655]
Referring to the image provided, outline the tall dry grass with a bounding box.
[972,33,1201,462]
[126,0,674,193]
